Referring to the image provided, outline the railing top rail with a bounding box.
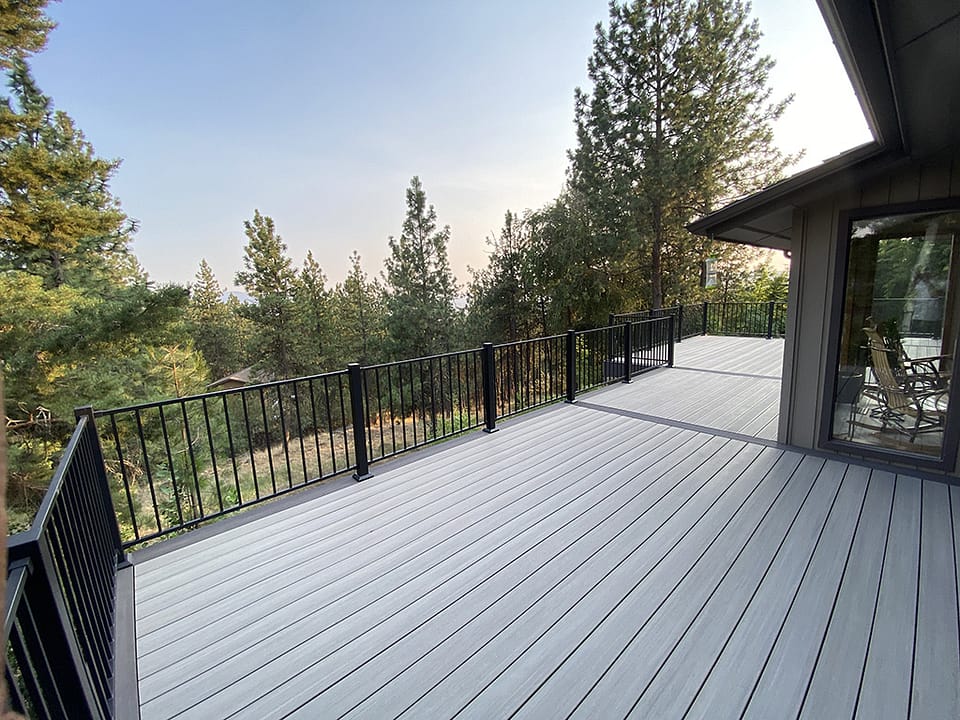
[610,304,682,318]
[4,560,30,639]
[7,415,90,554]
[577,316,672,335]
[361,346,482,371]
[94,367,351,417]
[493,334,566,350]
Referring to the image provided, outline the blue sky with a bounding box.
[30,0,870,291]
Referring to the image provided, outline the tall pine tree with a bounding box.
[188,259,246,379]
[570,0,794,308]
[235,210,299,380]
[383,177,459,358]
[332,250,385,365]
[293,250,334,372]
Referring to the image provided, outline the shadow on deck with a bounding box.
[130,336,960,719]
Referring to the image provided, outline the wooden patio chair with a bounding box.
[862,326,950,389]
[860,328,947,442]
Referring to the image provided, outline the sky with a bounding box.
[28,0,871,291]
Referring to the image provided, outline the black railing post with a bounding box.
[622,322,633,383]
[565,329,576,403]
[347,363,371,480]
[481,342,498,433]
[607,313,615,359]
[702,302,709,335]
[766,300,776,339]
[668,315,676,367]
[677,304,683,343]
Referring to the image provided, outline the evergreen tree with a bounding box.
[188,259,245,379]
[235,210,298,379]
[0,0,200,526]
[570,0,794,309]
[332,250,386,365]
[293,250,333,372]
[0,61,129,288]
[467,211,541,342]
[383,176,459,358]
[0,0,54,70]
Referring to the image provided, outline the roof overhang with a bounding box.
[688,142,902,249]
[688,0,960,249]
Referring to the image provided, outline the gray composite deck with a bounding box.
[131,336,960,719]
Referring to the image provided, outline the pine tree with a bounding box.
[235,210,298,379]
[293,250,333,372]
[0,61,129,288]
[467,211,541,342]
[188,259,245,379]
[332,250,386,365]
[570,0,794,309]
[383,176,459,359]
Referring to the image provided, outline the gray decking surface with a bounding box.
[132,337,960,719]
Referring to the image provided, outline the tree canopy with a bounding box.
[569,0,794,309]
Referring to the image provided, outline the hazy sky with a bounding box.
[29,0,871,291]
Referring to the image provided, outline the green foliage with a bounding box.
[0,0,54,71]
[293,250,334,371]
[383,177,460,358]
[0,62,129,286]
[235,210,299,379]
[570,0,795,309]
[331,250,386,365]
[467,211,542,342]
[188,259,247,379]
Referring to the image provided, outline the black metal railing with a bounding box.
[5,408,123,719]
[95,370,354,547]
[611,303,703,342]
[94,316,676,545]
[360,349,485,465]
[576,317,675,394]
[613,300,787,340]
[494,334,566,419]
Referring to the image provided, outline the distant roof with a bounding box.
[207,367,255,390]
[687,142,902,248]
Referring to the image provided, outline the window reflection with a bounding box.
[831,209,958,457]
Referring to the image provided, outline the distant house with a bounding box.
[689,0,960,478]
[207,366,260,391]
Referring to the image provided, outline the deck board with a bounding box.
[855,476,922,720]
[798,470,895,720]
[131,336,959,720]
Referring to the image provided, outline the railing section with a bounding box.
[95,369,354,546]
[494,335,566,418]
[614,301,787,340]
[5,409,123,720]
[360,349,484,464]
[575,317,675,394]
[92,316,677,545]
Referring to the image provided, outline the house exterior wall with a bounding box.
[781,153,960,476]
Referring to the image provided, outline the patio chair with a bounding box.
[862,327,950,389]
[860,328,947,442]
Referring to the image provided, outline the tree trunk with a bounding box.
[652,204,663,310]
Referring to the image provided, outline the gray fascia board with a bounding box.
[687,142,895,239]
[816,0,901,148]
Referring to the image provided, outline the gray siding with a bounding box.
[782,153,960,476]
